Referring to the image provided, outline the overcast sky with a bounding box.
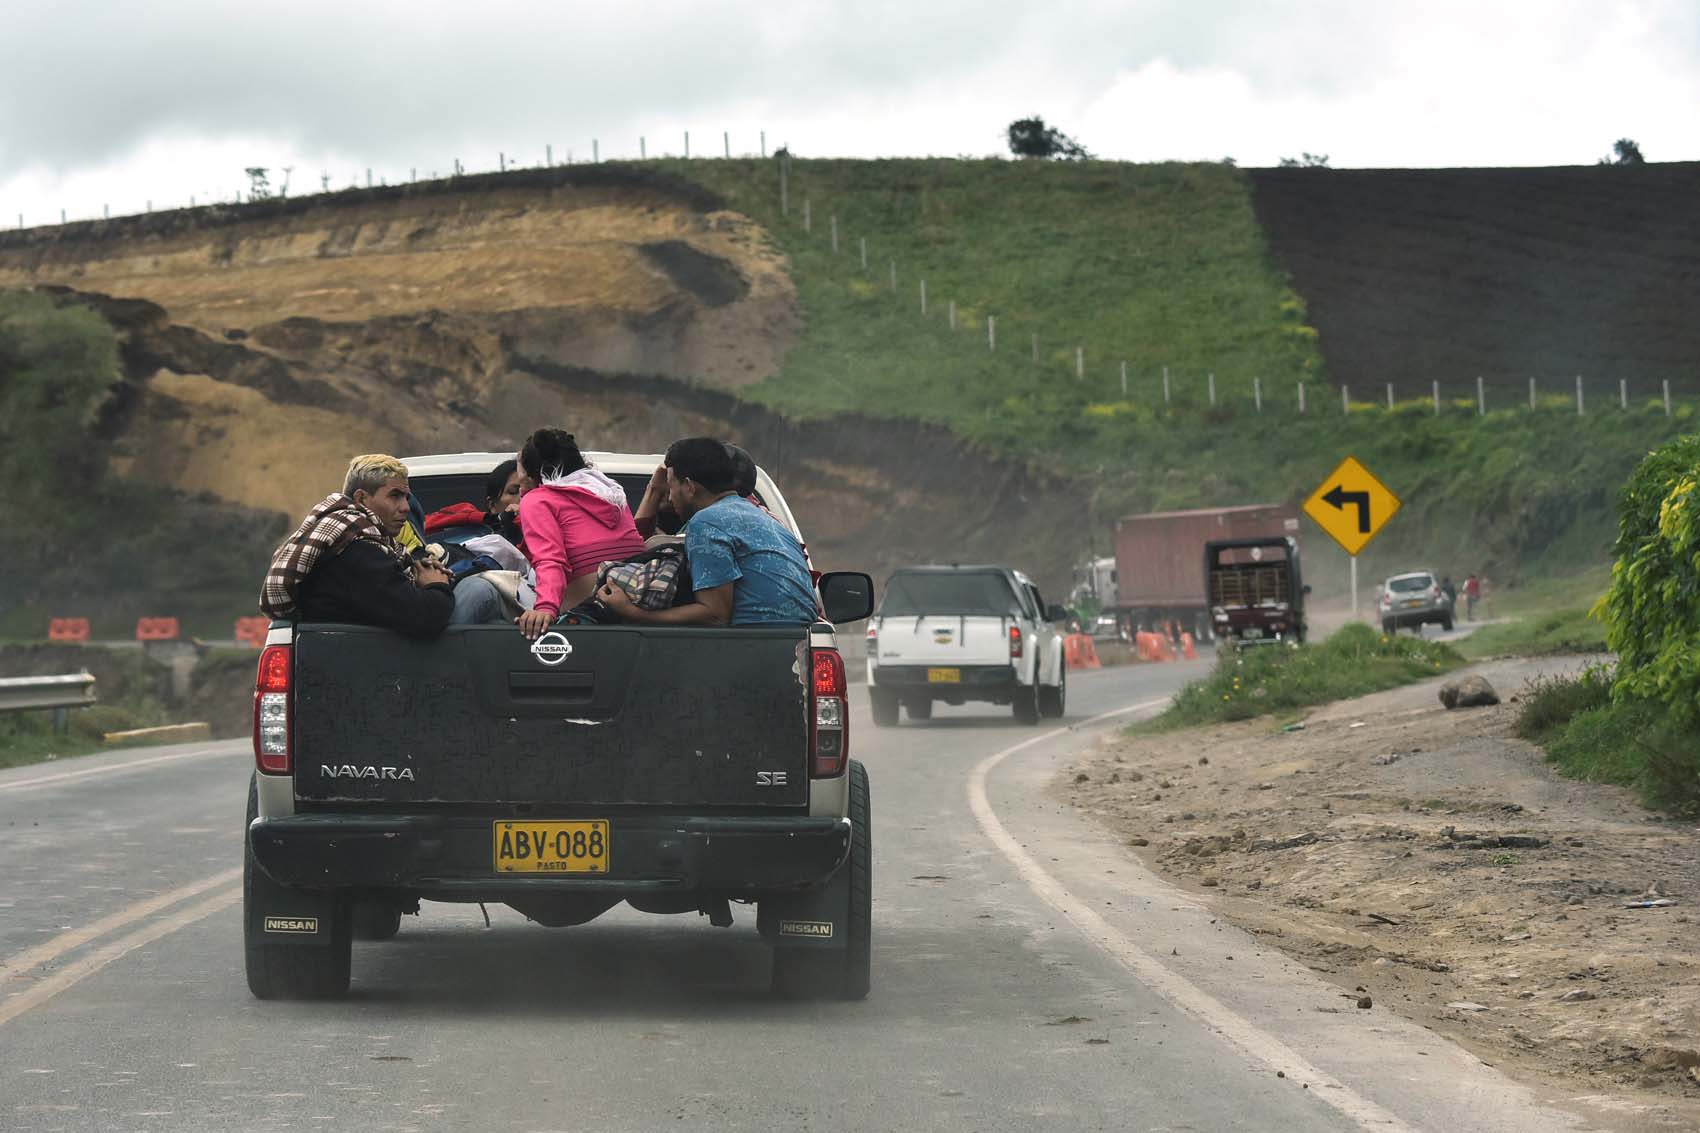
[2,0,1695,225]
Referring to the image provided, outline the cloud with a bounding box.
[0,0,1696,224]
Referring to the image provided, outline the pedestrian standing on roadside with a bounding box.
[1463,573,1481,621]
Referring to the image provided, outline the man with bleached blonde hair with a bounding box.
[260,454,454,638]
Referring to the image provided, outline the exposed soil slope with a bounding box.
[1249,163,1700,397]
[1064,659,1700,1128]
[44,286,1085,595]
[0,168,798,395]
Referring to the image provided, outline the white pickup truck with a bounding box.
[864,564,1068,725]
[244,451,876,1000]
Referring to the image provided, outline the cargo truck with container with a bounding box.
[1106,504,1301,640]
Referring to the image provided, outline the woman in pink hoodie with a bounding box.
[514,429,647,639]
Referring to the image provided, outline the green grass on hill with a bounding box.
[1142,623,1464,731]
[1458,607,1608,659]
[665,158,1321,434]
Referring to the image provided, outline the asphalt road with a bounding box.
[1,661,1593,1131]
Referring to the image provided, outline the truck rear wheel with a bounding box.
[244,776,352,1000]
[869,688,899,728]
[772,760,872,1000]
[1038,666,1066,719]
[1012,683,1041,725]
[352,902,403,942]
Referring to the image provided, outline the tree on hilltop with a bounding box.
[1279,152,1330,168]
[1007,117,1092,161]
[1599,138,1645,165]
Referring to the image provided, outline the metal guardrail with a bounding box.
[0,673,98,714]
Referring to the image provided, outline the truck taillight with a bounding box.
[865,623,878,655]
[1009,625,1023,660]
[253,644,292,775]
[810,648,848,778]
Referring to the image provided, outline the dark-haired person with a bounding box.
[422,458,533,549]
[598,437,816,627]
[514,428,646,639]
[633,442,768,539]
[261,454,455,638]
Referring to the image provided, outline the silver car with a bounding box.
[1378,570,1454,633]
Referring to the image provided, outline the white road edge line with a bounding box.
[0,867,243,980]
[968,700,1414,1132]
[0,885,241,1029]
[0,743,239,795]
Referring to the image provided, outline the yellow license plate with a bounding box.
[927,668,961,683]
[493,820,609,874]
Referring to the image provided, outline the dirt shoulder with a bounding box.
[1061,656,1700,1127]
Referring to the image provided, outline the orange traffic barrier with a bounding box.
[1063,633,1101,670]
[135,617,181,642]
[48,617,91,642]
[1181,632,1198,660]
[1135,632,1177,663]
[234,617,270,649]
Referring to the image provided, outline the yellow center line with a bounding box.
[0,867,241,980]
[0,744,242,795]
[0,886,241,1029]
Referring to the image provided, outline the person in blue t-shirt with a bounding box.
[597,437,818,626]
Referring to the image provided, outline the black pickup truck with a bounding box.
[243,451,875,1000]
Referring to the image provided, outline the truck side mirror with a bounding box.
[1045,604,1069,623]
[818,572,875,624]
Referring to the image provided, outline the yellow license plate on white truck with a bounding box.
[926,668,961,683]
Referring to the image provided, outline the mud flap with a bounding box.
[758,861,849,952]
[246,870,350,953]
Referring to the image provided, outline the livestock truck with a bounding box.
[1105,504,1301,641]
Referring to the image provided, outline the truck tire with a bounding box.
[869,688,899,728]
[1012,682,1041,725]
[904,699,933,722]
[352,902,403,942]
[772,759,872,1000]
[244,775,352,1000]
[1038,663,1066,719]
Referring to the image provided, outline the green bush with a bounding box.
[1514,667,1613,741]
[1600,435,1700,723]
[1149,622,1464,729]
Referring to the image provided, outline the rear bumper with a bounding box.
[1383,604,1449,625]
[871,664,1018,693]
[249,813,851,896]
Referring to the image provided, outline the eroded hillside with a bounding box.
[0,167,1090,602]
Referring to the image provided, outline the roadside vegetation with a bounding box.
[1144,624,1464,730]
[1511,435,1700,815]
[0,291,281,638]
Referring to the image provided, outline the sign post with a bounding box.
[1302,456,1402,623]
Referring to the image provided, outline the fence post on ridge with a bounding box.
[1341,385,1350,414]
[1386,382,1394,410]
[1620,378,1628,410]
[1576,375,1584,415]
[1121,361,1128,397]
[1162,366,1171,405]
[1476,376,1485,416]
[1664,379,1673,417]
[1529,377,1536,410]
[1298,381,1306,414]
[1255,376,1263,412]
[1208,373,1216,407]
[988,315,996,352]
